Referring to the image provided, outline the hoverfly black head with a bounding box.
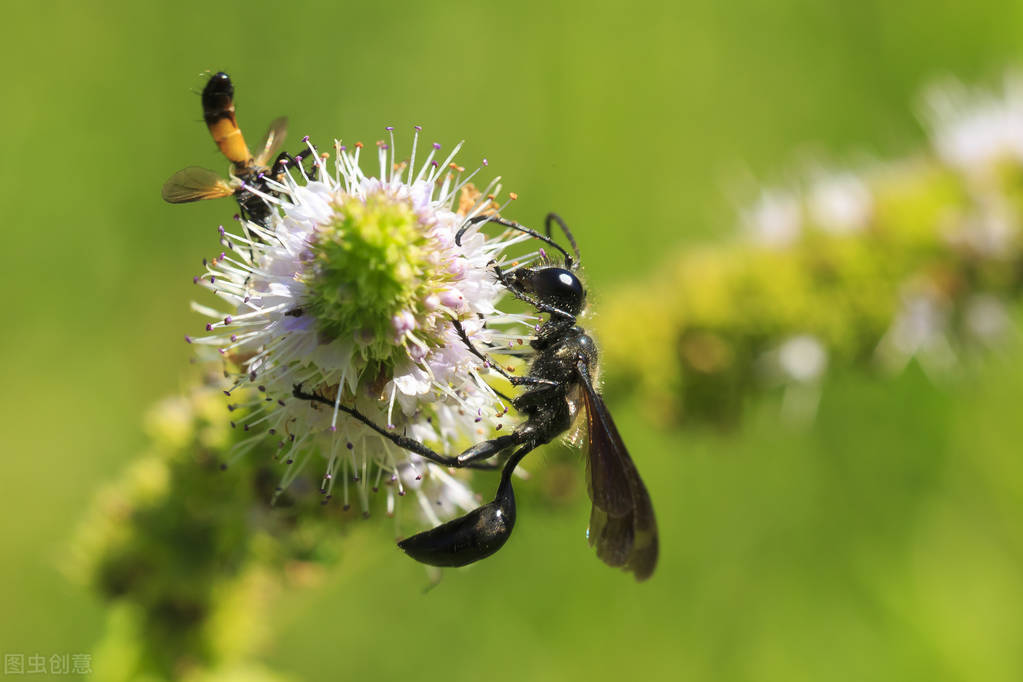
[202,72,234,112]
[509,265,586,315]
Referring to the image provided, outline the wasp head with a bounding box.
[508,265,587,316]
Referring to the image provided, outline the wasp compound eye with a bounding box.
[530,267,585,313]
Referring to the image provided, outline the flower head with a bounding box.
[186,128,536,519]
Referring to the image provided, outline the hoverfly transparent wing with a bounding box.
[253,117,289,167]
[161,167,235,203]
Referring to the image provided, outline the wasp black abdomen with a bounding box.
[398,448,523,567]
[397,498,515,567]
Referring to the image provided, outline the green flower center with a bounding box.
[304,191,439,362]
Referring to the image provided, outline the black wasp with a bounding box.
[162,72,304,226]
[294,213,658,581]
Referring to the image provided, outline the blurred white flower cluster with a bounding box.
[754,75,1023,396]
[601,72,1023,425]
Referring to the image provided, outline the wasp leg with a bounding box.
[398,443,533,567]
[298,144,320,176]
[450,318,558,389]
[291,384,500,471]
[456,427,534,464]
[269,150,308,181]
[270,151,291,176]
[486,383,515,404]
[273,147,319,179]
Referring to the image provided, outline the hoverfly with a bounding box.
[162,72,289,226]
[293,213,659,580]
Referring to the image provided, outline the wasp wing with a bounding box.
[578,361,659,581]
[253,116,289,167]
[161,167,235,203]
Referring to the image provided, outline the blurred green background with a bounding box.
[3,1,1023,680]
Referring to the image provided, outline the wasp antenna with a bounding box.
[545,213,581,268]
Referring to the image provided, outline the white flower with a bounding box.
[776,334,828,384]
[808,172,872,234]
[185,128,538,520]
[876,287,956,376]
[743,189,802,247]
[943,193,1019,258]
[923,73,1023,174]
[758,334,829,425]
[964,294,1011,346]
